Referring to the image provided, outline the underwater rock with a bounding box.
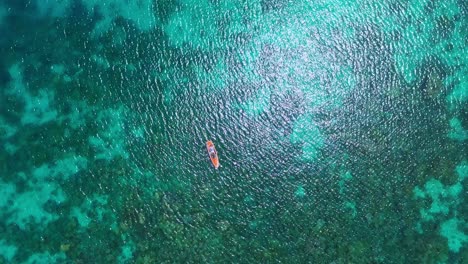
[294,185,306,198]
[440,217,467,253]
[6,180,66,230]
[0,64,11,86]
[413,178,461,221]
[290,113,325,161]
[425,70,444,98]
[138,213,146,225]
[23,251,66,264]
[238,88,272,117]
[0,239,17,262]
[448,117,467,141]
[413,161,467,254]
[217,220,231,231]
[60,244,70,252]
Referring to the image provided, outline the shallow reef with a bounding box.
[0,0,466,263]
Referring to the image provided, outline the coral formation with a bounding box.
[0,0,465,262]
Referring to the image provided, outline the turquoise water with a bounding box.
[0,0,466,263]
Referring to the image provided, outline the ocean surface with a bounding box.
[0,0,467,263]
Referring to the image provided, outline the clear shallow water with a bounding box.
[0,0,466,263]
